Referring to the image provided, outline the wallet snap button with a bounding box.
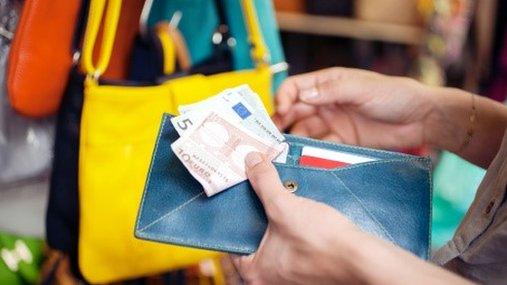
[283,180,298,193]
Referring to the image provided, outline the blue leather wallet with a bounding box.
[135,114,432,259]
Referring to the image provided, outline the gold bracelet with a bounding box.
[459,93,476,153]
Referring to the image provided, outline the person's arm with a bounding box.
[273,67,507,169]
[231,153,476,285]
[425,86,507,168]
[349,231,475,285]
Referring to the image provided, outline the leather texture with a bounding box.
[136,114,432,259]
[78,67,271,284]
[77,0,273,282]
[46,67,84,278]
[7,0,82,117]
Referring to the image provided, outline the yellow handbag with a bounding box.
[78,0,273,283]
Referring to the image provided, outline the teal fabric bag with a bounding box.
[147,0,219,66]
[147,0,288,92]
[222,0,287,92]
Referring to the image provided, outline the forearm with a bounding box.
[343,232,475,285]
[424,86,507,168]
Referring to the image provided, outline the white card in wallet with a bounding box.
[299,146,377,169]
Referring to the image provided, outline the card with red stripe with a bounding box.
[299,146,377,169]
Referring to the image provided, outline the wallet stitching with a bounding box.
[138,232,253,253]
[331,173,396,244]
[139,192,204,233]
[424,158,432,259]
[137,115,172,231]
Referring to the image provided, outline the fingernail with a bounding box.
[245,152,263,168]
[300,87,320,101]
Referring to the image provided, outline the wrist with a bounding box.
[341,233,402,285]
[329,230,394,285]
[343,233,475,285]
[422,85,471,152]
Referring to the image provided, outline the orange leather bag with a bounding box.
[7,0,82,117]
[7,0,144,117]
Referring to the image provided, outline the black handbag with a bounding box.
[128,0,233,83]
[45,0,87,277]
[45,66,84,277]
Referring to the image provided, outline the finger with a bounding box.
[244,152,290,212]
[299,68,376,106]
[275,69,336,115]
[230,254,255,277]
[319,133,344,143]
[290,116,330,138]
[318,106,362,146]
[274,103,317,131]
[271,113,284,130]
[275,78,299,116]
[275,74,316,115]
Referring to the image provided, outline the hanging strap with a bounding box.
[240,0,270,66]
[71,0,90,61]
[81,0,122,79]
[81,0,268,79]
[155,22,192,74]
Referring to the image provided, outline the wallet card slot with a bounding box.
[282,140,386,169]
[284,134,414,160]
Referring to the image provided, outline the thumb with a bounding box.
[298,75,366,106]
[244,152,290,214]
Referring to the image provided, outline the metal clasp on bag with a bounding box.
[283,180,298,193]
[86,70,101,82]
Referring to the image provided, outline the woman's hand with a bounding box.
[231,153,372,285]
[273,67,437,150]
[274,67,507,167]
[231,153,475,285]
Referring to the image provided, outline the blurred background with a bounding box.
[0,0,505,284]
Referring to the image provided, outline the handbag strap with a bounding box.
[155,23,192,73]
[81,0,268,80]
[72,0,90,59]
[81,0,121,79]
[241,0,270,66]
